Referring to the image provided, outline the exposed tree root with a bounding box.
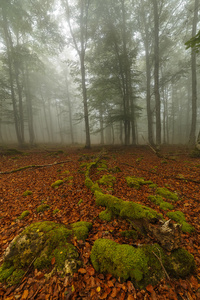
[0,160,71,174]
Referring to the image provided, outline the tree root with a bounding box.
[0,160,71,174]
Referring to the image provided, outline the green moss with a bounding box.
[149,184,158,189]
[0,220,92,285]
[156,188,179,201]
[95,191,162,221]
[36,204,50,213]
[126,176,153,189]
[51,180,64,188]
[91,183,102,193]
[18,210,30,220]
[85,177,93,189]
[159,202,174,211]
[23,190,32,196]
[6,269,25,286]
[165,248,195,277]
[109,166,121,173]
[98,175,116,187]
[71,221,92,241]
[53,209,60,214]
[65,176,73,181]
[90,239,195,288]
[167,211,195,233]
[120,230,138,240]
[99,209,113,222]
[77,199,83,205]
[0,265,15,282]
[148,195,174,211]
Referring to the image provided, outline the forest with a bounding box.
[0,0,200,148]
[1,1,200,300]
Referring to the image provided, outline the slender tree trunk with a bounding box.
[1,2,23,145]
[40,88,51,142]
[80,53,91,148]
[65,78,74,145]
[152,0,161,147]
[23,65,35,145]
[140,0,154,145]
[65,0,91,148]
[189,0,199,145]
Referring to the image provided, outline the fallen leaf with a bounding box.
[78,268,87,274]
[51,257,55,265]
[21,290,29,299]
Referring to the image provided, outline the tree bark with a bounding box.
[152,0,161,147]
[189,0,199,146]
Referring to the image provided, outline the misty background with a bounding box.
[0,0,199,148]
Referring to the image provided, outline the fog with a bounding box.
[0,0,199,148]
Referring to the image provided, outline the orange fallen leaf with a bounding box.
[78,268,87,274]
[21,290,29,299]
[51,257,55,265]
[96,286,101,292]
[127,295,135,300]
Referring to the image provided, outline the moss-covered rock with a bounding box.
[167,211,195,233]
[90,239,195,288]
[95,191,162,222]
[126,176,153,189]
[148,195,174,211]
[36,204,50,213]
[71,221,92,241]
[17,211,30,220]
[51,180,64,188]
[156,187,179,201]
[0,221,92,285]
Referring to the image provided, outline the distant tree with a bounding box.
[63,0,91,148]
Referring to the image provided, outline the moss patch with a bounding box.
[0,221,92,285]
[17,211,30,220]
[36,204,50,213]
[98,175,116,187]
[51,180,64,188]
[90,239,195,288]
[148,195,174,211]
[167,211,195,233]
[95,191,163,222]
[71,221,92,241]
[126,176,153,189]
[99,209,113,222]
[156,187,179,201]
[23,190,32,196]
[120,230,138,240]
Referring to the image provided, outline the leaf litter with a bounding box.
[0,146,200,299]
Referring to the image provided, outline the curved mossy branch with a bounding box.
[0,160,71,175]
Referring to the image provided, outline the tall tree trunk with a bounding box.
[1,2,23,145]
[64,73,74,144]
[140,0,154,145]
[189,0,199,145]
[65,0,91,148]
[152,0,161,147]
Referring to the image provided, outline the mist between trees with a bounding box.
[0,0,199,148]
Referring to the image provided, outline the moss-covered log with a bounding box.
[90,238,195,289]
[95,191,183,251]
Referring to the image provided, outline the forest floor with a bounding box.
[0,145,200,300]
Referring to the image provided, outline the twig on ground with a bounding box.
[152,247,170,281]
[0,160,71,174]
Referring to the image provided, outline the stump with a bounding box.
[147,219,182,251]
